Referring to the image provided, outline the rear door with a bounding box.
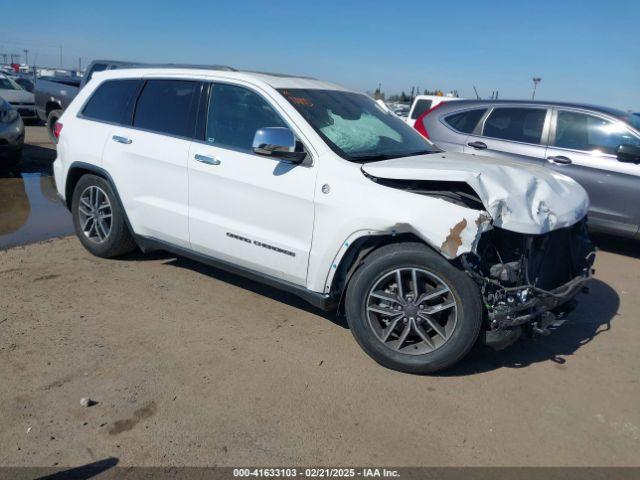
[545,108,640,236]
[435,107,488,152]
[463,106,550,167]
[188,82,317,286]
[102,78,202,247]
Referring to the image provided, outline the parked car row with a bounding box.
[412,100,640,239]
[0,73,36,122]
[0,97,24,167]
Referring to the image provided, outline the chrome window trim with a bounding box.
[76,75,316,167]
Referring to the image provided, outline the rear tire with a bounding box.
[47,109,62,144]
[345,242,483,374]
[71,174,137,258]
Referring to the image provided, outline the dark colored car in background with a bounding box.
[0,97,25,167]
[415,100,640,239]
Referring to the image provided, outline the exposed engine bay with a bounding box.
[461,219,595,348]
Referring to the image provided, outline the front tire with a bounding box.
[71,174,137,258]
[345,242,483,374]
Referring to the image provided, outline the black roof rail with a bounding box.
[87,60,237,72]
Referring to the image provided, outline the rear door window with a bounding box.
[81,79,140,124]
[410,99,433,120]
[482,107,547,144]
[133,79,200,138]
[205,83,287,150]
[444,109,487,133]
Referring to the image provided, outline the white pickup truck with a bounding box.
[405,94,462,127]
[53,66,594,373]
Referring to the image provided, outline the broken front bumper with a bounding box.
[464,218,595,350]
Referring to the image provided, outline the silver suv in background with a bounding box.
[416,100,640,239]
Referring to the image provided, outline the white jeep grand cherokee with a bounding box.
[53,67,595,373]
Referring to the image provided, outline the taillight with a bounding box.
[413,101,447,139]
[53,122,63,140]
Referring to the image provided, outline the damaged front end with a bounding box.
[461,219,596,349]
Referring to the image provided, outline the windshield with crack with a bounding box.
[279,88,436,162]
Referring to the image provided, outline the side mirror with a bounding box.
[616,144,640,163]
[252,127,307,163]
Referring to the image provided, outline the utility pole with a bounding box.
[59,45,63,69]
[78,56,82,72]
[531,77,542,100]
[23,49,29,65]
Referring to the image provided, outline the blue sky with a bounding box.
[2,0,638,110]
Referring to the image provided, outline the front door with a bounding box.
[545,109,640,237]
[188,82,317,286]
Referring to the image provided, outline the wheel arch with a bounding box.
[328,232,446,314]
[65,162,136,238]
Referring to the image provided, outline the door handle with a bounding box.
[547,155,572,165]
[112,135,132,144]
[467,141,487,150]
[194,154,221,165]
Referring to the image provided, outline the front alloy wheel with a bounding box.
[366,267,458,355]
[345,242,483,374]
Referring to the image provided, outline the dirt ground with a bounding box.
[0,128,639,468]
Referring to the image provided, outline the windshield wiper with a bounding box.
[351,153,397,162]
[352,150,434,162]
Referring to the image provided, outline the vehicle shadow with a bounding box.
[442,278,619,376]
[34,456,118,479]
[120,250,348,328]
[121,248,619,365]
[591,233,640,260]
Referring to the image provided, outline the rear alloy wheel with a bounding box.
[345,242,483,374]
[71,174,137,258]
[77,185,113,244]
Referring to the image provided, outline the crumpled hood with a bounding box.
[0,89,34,104]
[361,151,590,234]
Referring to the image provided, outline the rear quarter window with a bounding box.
[81,79,140,124]
[444,109,487,134]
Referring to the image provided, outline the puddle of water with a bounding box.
[0,173,74,250]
